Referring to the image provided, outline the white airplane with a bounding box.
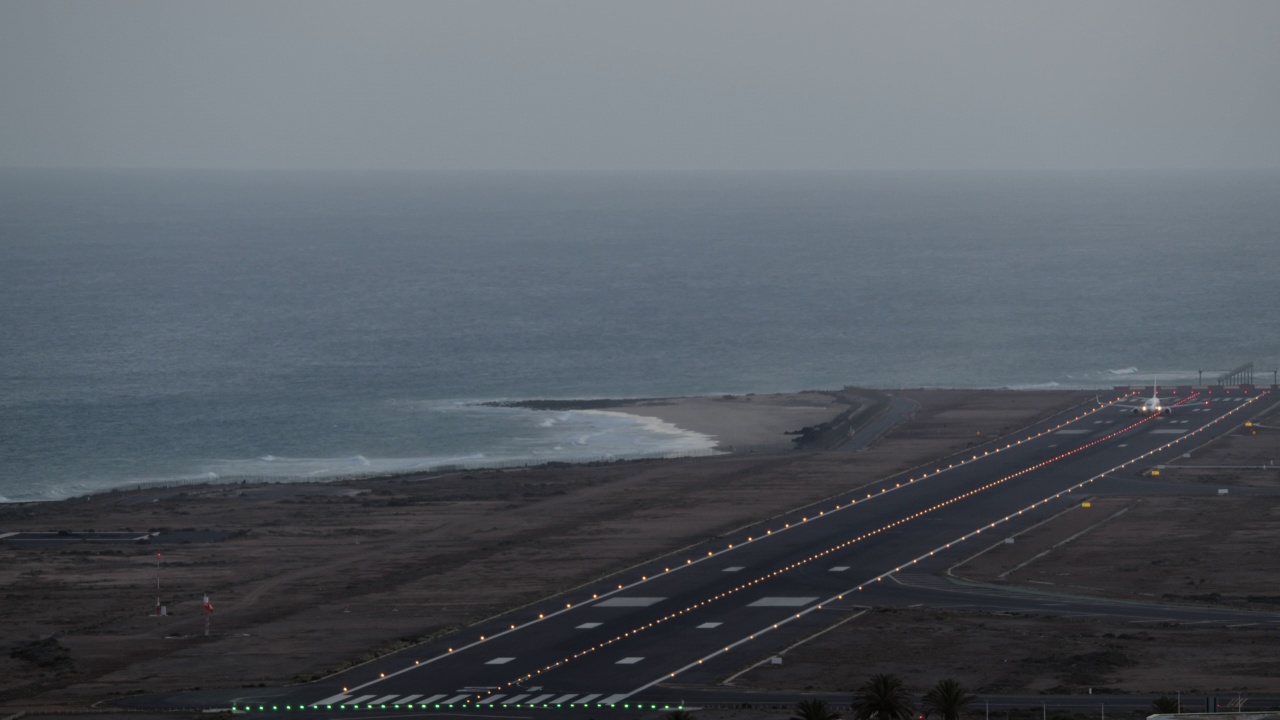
[1107,377,1179,415]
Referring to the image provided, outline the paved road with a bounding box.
[131,389,1276,716]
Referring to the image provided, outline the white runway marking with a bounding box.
[343,695,377,706]
[616,657,644,664]
[477,695,507,705]
[505,694,531,704]
[314,694,351,706]
[576,622,603,629]
[722,566,745,572]
[748,596,819,607]
[486,657,515,664]
[419,695,447,705]
[601,694,631,705]
[595,597,665,607]
[575,694,603,704]
[549,694,578,704]
[1055,429,1089,434]
[697,622,722,629]
[829,566,850,572]
[526,694,554,705]
[369,695,399,705]
[1151,429,1187,434]
[397,695,423,705]
[440,694,471,705]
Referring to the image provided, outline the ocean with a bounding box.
[2,169,1278,502]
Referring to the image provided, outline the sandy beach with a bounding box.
[595,393,856,448]
[4,387,1279,713]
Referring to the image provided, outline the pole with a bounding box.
[155,551,162,615]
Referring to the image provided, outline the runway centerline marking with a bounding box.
[616,657,644,664]
[748,597,819,607]
[697,622,722,629]
[722,566,745,572]
[829,566,850,572]
[595,597,665,607]
[576,622,603,629]
[486,657,515,665]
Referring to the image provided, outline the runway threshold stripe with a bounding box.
[397,695,423,704]
[549,693,578,704]
[526,694,555,705]
[504,694,531,704]
[477,694,507,705]
[369,695,399,705]
[575,694,603,705]
[343,695,377,706]
[440,694,471,705]
[601,694,630,705]
[313,694,351,705]
[419,695,447,705]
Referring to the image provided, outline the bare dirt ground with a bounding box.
[732,394,1280,699]
[0,389,1085,712]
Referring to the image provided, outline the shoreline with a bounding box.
[4,389,863,505]
[2,387,1106,505]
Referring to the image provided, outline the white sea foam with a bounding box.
[1002,381,1062,390]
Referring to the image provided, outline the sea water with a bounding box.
[2,169,1278,501]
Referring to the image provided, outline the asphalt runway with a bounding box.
[134,388,1276,716]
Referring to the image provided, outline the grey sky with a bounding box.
[2,1,1278,171]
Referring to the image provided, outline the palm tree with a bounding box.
[794,699,844,720]
[1151,696,1179,714]
[923,679,976,720]
[852,673,916,720]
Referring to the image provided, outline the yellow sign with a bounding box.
[1245,421,1253,427]
[1082,501,1092,508]
[1151,469,1161,477]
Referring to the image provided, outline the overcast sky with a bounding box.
[2,1,1278,171]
